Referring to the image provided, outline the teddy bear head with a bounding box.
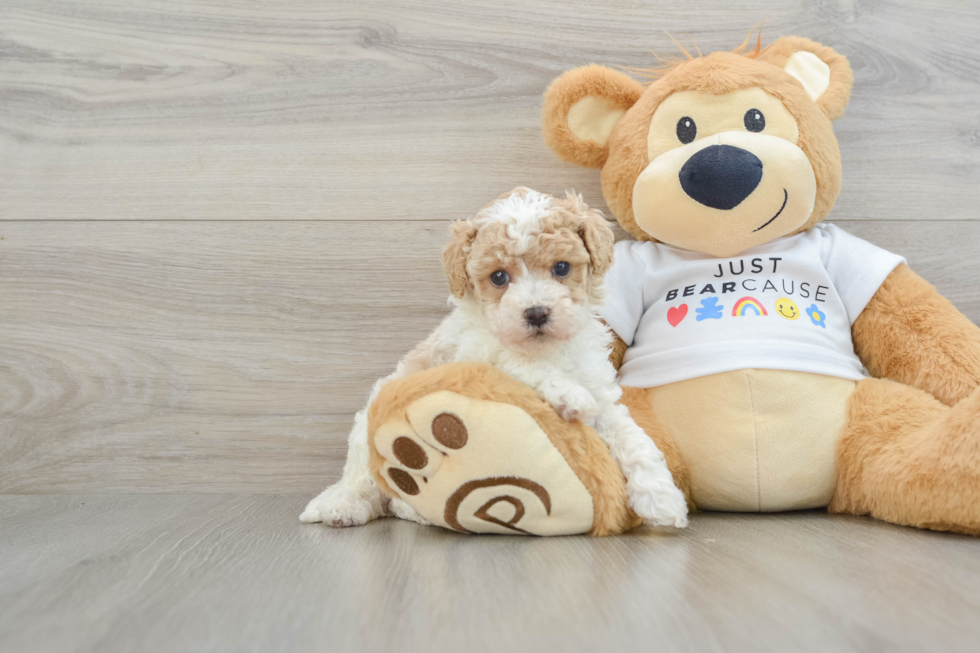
[543,35,853,257]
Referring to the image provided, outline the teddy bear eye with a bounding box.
[676,116,697,144]
[490,270,509,287]
[744,108,766,132]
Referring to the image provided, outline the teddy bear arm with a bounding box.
[607,327,628,371]
[852,263,980,406]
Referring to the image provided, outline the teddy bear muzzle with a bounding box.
[632,131,817,257]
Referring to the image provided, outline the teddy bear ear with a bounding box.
[758,36,854,121]
[542,65,644,169]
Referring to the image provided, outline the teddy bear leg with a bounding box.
[830,378,980,535]
[620,386,694,508]
[367,362,641,536]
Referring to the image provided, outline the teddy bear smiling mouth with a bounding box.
[752,188,789,233]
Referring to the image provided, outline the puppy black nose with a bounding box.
[679,144,763,210]
[524,306,550,327]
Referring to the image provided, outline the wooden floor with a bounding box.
[2,495,980,653]
[2,1,980,650]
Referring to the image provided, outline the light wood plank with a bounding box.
[1,220,978,493]
[1,495,979,653]
[0,221,448,492]
[1,0,979,221]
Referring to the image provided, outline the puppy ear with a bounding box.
[441,220,479,298]
[578,209,616,277]
[758,36,853,120]
[543,65,644,169]
[579,209,615,277]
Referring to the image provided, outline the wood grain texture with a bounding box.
[1,220,979,493]
[1,1,980,494]
[3,3,979,647]
[1,0,979,221]
[1,496,979,653]
[0,221,447,492]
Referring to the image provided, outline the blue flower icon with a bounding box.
[696,297,724,321]
[806,303,826,328]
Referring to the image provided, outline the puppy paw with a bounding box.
[537,378,598,422]
[626,471,689,528]
[388,497,429,525]
[299,485,381,528]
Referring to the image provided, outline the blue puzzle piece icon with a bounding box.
[696,297,724,321]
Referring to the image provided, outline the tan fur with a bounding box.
[367,362,642,536]
[543,38,851,242]
[543,64,644,169]
[620,386,694,509]
[466,220,594,307]
[757,36,853,120]
[442,220,479,298]
[551,193,616,277]
[647,371,852,512]
[447,189,615,308]
[608,330,628,370]
[853,264,980,407]
[830,378,980,536]
[542,36,980,535]
[605,52,844,241]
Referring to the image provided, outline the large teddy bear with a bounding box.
[539,34,980,532]
[309,35,980,536]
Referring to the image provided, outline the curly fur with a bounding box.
[302,188,687,531]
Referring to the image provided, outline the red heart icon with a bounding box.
[667,304,688,327]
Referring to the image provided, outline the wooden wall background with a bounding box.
[2,0,979,493]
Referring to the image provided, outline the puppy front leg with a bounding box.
[595,404,688,528]
[500,359,598,422]
[537,377,599,422]
[300,332,442,527]
[299,404,387,526]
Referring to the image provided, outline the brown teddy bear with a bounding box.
[333,34,978,537]
[540,34,980,534]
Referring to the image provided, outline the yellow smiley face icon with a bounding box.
[775,297,800,320]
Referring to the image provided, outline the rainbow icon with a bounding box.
[732,296,768,317]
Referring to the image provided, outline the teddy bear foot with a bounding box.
[831,378,980,536]
[372,389,596,535]
[365,362,642,536]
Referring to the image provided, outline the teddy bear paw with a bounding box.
[372,389,596,535]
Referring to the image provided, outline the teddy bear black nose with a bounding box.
[679,144,763,210]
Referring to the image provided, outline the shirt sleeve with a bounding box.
[599,240,647,346]
[818,224,906,325]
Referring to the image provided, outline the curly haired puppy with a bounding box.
[301,188,688,529]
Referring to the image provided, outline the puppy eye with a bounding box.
[489,270,509,287]
[744,108,765,132]
[552,261,571,277]
[676,117,697,144]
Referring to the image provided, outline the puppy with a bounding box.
[301,188,688,529]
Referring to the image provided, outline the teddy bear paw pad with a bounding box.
[373,390,595,535]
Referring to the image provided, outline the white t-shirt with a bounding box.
[601,223,905,388]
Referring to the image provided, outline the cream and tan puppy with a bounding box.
[301,188,687,529]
